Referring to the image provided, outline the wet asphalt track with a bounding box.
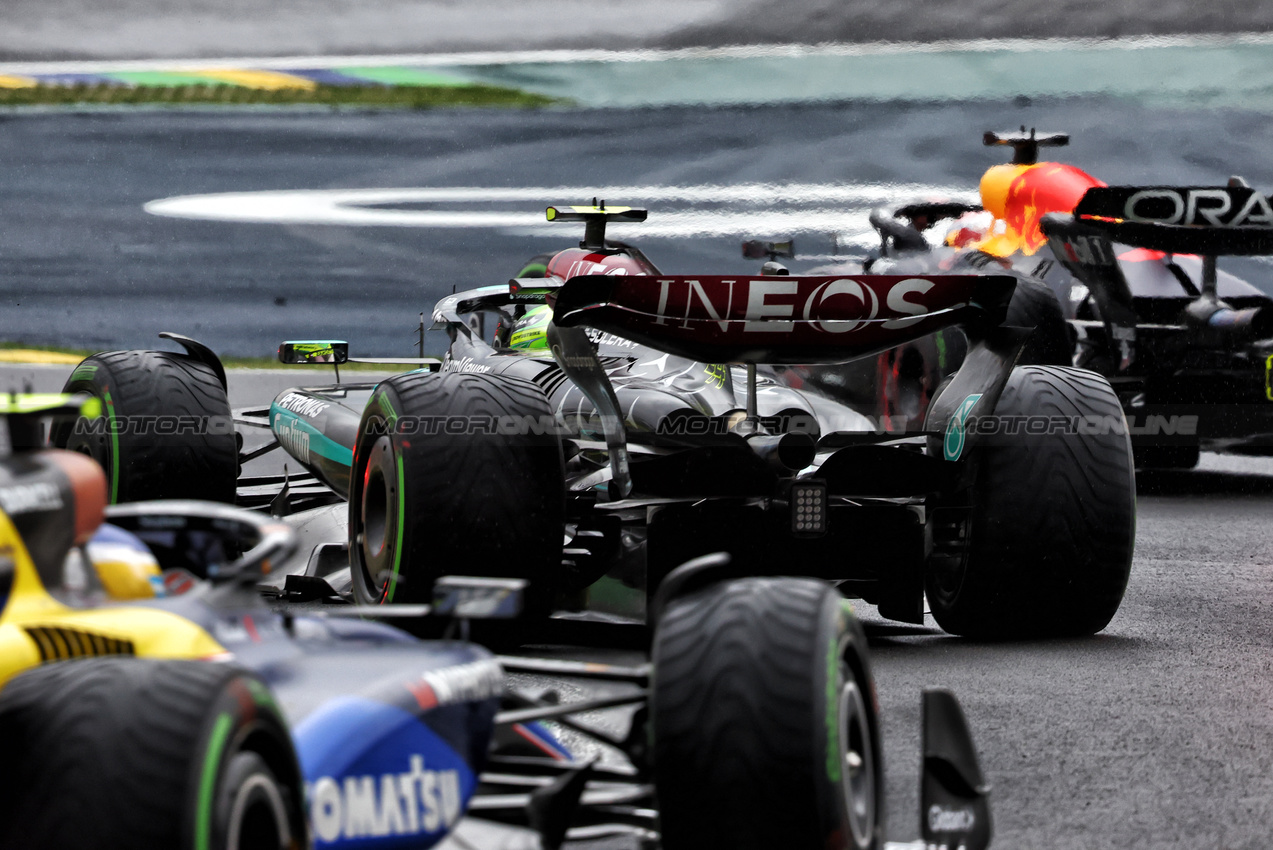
[7,91,1273,848]
[6,98,1273,360]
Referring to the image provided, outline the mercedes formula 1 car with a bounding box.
[2,395,992,850]
[860,127,1273,469]
[54,204,1135,640]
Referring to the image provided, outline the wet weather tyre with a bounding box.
[0,657,305,850]
[54,350,237,503]
[349,371,564,609]
[926,366,1135,638]
[652,577,884,850]
[1006,277,1073,366]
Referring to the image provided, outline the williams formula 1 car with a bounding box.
[2,395,992,850]
[55,203,1135,640]
[863,127,1273,469]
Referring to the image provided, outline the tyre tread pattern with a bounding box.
[931,365,1136,637]
[0,659,248,850]
[350,371,564,606]
[60,350,237,503]
[653,577,855,850]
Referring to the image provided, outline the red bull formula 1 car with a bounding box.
[2,395,992,850]
[859,128,1273,468]
[53,203,1135,642]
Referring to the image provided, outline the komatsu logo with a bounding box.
[309,754,462,844]
[1123,188,1273,227]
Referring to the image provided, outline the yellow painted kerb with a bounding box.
[193,69,317,90]
[0,349,85,364]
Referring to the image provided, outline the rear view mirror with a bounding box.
[742,239,795,260]
[278,340,349,365]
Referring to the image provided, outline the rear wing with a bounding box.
[1066,185,1273,255]
[1041,184,1273,366]
[551,273,1016,364]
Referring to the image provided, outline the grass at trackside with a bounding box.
[0,342,422,371]
[0,82,564,109]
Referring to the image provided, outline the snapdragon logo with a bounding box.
[308,754,462,844]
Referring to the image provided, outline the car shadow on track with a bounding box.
[861,621,1149,653]
[1137,468,1273,496]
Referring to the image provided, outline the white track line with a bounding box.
[143,183,974,239]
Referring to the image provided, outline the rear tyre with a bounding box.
[926,366,1135,638]
[348,371,564,610]
[55,350,237,503]
[0,658,304,850]
[652,577,883,850]
[1006,277,1073,366]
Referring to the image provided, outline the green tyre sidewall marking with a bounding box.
[389,450,406,603]
[104,388,120,504]
[194,712,234,850]
[825,628,841,784]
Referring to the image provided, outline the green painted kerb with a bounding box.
[195,712,235,850]
[337,66,473,87]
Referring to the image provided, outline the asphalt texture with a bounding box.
[7,99,1273,359]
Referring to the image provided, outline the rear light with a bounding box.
[790,480,828,536]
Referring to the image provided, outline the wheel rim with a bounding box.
[836,652,877,849]
[364,464,389,558]
[225,771,291,850]
[357,435,399,601]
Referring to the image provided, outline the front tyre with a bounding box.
[348,371,565,608]
[55,349,237,503]
[652,577,883,850]
[926,365,1136,638]
[0,658,305,850]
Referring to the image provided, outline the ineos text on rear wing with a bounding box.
[551,273,1017,364]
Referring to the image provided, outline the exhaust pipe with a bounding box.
[746,431,817,473]
[1183,297,1273,340]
